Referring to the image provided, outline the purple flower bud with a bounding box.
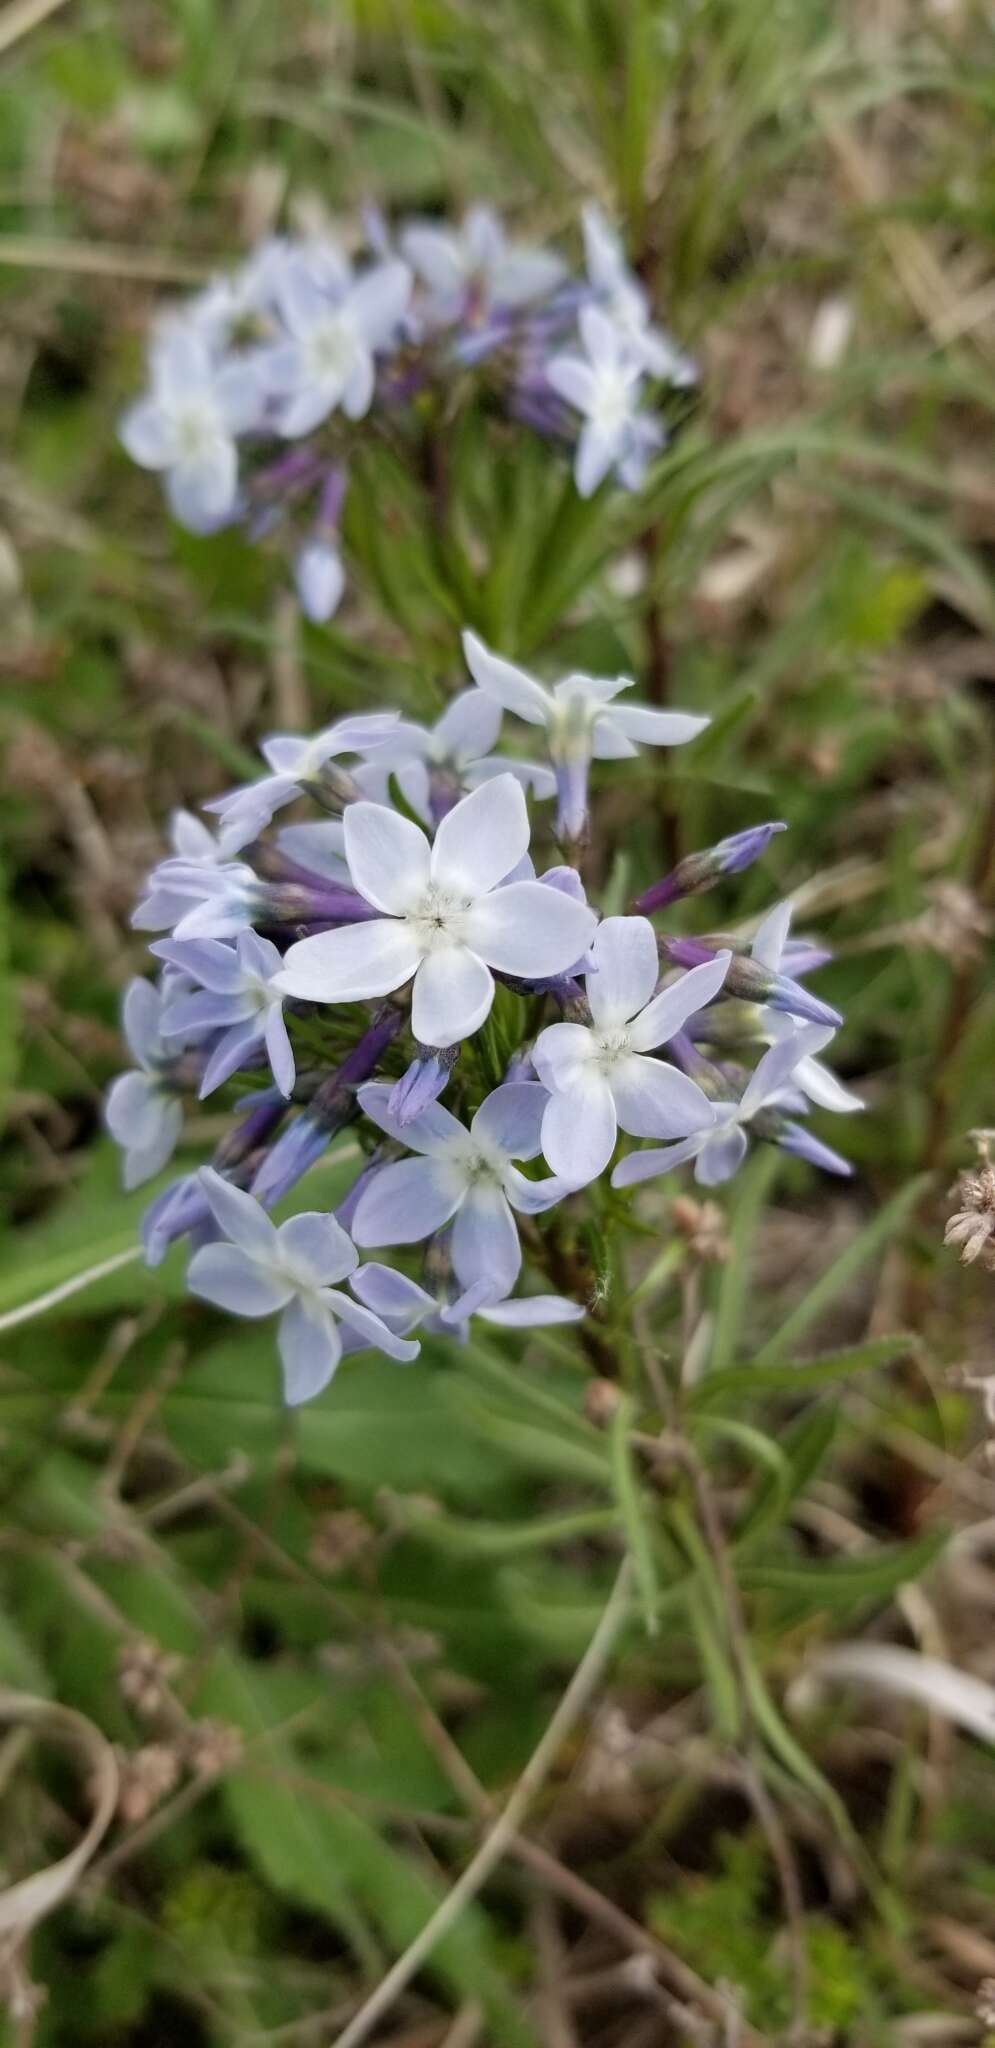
[295,540,345,623]
[661,938,842,1029]
[250,1006,404,1206]
[388,1045,459,1127]
[775,1119,853,1177]
[634,822,786,914]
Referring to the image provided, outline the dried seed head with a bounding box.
[185,1718,244,1780]
[309,1508,375,1575]
[671,1195,731,1264]
[976,1977,995,2027]
[118,1636,183,1719]
[944,1136,995,1272]
[115,1742,181,1825]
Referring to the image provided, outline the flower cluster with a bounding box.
[119,205,696,621]
[106,633,862,1405]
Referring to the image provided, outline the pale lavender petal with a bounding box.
[188,1242,291,1317]
[611,1134,706,1189]
[357,1079,468,1155]
[277,1210,357,1288]
[451,1185,521,1296]
[163,990,250,1038]
[278,1295,342,1405]
[351,1156,466,1247]
[610,1054,717,1141]
[503,1166,573,1215]
[264,1005,295,1097]
[120,1100,183,1191]
[155,938,245,994]
[740,1026,835,1119]
[574,421,618,498]
[470,1081,548,1160]
[777,1121,853,1176]
[541,1078,616,1185]
[793,1054,864,1115]
[585,915,659,1029]
[198,1166,279,1258]
[296,540,345,623]
[167,445,237,532]
[532,1021,597,1095]
[545,355,597,412]
[462,882,596,978]
[324,1288,420,1362]
[751,901,792,973]
[122,977,164,1065]
[429,774,530,896]
[606,704,709,748]
[411,946,494,1047]
[275,920,423,1004]
[433,689,502,763]
[478,1294,585,1328]
[119,397,174,469]
[695,1125,749,1186]
[628,952,732,1053]
[350,1263,435,1332]
[199,1022,264,1097]
[105,1070,163,1152]
[461,632,552,726]
[343,801,431,913]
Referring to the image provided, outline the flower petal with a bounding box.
[325,1289,420,1363]
[357,1079,468,1155]
[277,1210,357,1288]
[628,952,732,1052]
[350,1263,435,1332]
[611,1134,706,1189]
[532,1021,597,1095]
[503,1165,573,1215]
[277,1295,342,1405]
[461,632,553,726]
[695,1125,749,1185]
[609,1054,717,1140]
[751,900,792,972]
[470,1081,548,1160]
[541,1079,616,1185]
[351,1156,466,1247]
[275,920,423,1005]
[411,946,494,1047]
[740,1025,835,1119]
[793,1054,864,1115]
[462,881,596,978]
[433,689,503,764]
[478,1294,585,1327]
[199,1167,279,1257]
[429,774,530,896]
[188,1242,292,1317]
[585,915,659,1028]
[343,801,431,913]
[451,1185,521,1296]
[605,704,709,748]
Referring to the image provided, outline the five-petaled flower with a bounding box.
[546,305,664,498]
[104,977,184,1190]
[611,1025,840,1190]
[155,930,297,1098]
[119,325,262,532]
[533,917,732,1186]
[462,632,708,840]
[351,1080,573,1298]
[188,1169,419,1405]
[273,774,597,1047]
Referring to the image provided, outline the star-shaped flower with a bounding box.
[104,977,184,1189]
[533,916,731,1185]
[611,1025,840,1190]
[119,324,262,532]
[273,774,597,1047]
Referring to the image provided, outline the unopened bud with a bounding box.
[633,822,785,914]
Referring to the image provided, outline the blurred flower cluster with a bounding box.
[119,204,696,620]
[107,633,862,1405]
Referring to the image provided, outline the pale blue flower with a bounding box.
[546,306,663,497]
[205,712,399,853]
[533,918,731,1185]
[611,1025,839,1191]
[273,774,597,1047]
[295,538,345,623]
[119,324,262,531]
[462,631,707,840]
[105,977,184,1189]
[751,903,863,1115]
[264,254,412,437]
[351,1079,573,1298]
[156,930,296,1097]
[354,688,555,823]
[582,205,696,386]
[351,1262,584,1340]
[401,206,565,326]
[188,1168,419,1404]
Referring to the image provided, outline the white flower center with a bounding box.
[306,312,360,384]
[590,367,633,434]
[592,1027,632,1073]
[407,883,472,952]
[460,1144,505,1191]
[549,690,595,759]
[173,399,222,459]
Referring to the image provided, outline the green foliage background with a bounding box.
[2,1,995,2042]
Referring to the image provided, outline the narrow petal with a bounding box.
[351,1156,466,1247]
[429,775,530,896]
[105,1070,166,1152]
[411,947,494,1047]
[278,1295,342,1405]
[199,1166,280,1258]
[740,1025,835,1119]
[461,631,553,726]
[751,900,792,972]
[277,1211,357,1288]
[264,1004,296,1098]
[274,920,423,1004]
[357,1080,468,1155]
[188,1242,291,1317]
[343,801,431,913]
[121,1101,183,1192]
[605,704,709,748]
[325,1289,420,1362]
[629,952,732,1052]
[794,1054,864,1115]
[611,1134,706,1189]
[471,1082,548,1160]
[545,355,598,413]
[541,1080,616,1185]
[574,421,618,497]
[451,1185,521,1297]
[198,1023,264,1098]
[462,881,596,978]
[478,1295,585,1328]
[503,1165,574,1215]
[585,915,659,1028]
[121,976,165,1065]
[119,398,174,470]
